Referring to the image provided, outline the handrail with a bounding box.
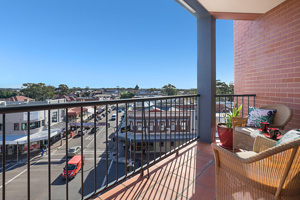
[215,94,256,97]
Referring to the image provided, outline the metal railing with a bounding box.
[0,94,199,200]
[215,94,256,124]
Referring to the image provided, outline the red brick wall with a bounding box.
[234,0,300,130]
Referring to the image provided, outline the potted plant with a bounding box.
[217,103,242,149]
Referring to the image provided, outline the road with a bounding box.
[0,109,126,200]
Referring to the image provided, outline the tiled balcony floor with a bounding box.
[94,141,216,200]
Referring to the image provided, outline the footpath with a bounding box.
[0,134,75,166]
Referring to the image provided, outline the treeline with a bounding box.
[1,80,234,100]
[0,83,91,101]
[0,89,18,98]
[20,83,92,101]
[216,79,234,95]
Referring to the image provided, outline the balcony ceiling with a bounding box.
[180,0,286,20]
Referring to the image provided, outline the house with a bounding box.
[5,95,34,102]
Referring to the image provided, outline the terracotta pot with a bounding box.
[217,123,233,149]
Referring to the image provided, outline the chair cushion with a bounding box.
[236,151,257,159]
[275,130,300,146]
[246,107,277,128]
[235,127,259,137]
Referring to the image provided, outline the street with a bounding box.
[0,109,126,200]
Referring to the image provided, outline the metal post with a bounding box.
[17,141,19,163]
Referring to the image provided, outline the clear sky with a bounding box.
[0,0,234,89]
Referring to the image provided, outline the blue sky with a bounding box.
[0,0,234,89]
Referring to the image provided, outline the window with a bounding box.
[14,123,19,131]
[171,122,176,131]
[150,123,153,131]
[171,142,174,147]
[22,123,28,130]
[29,121,41,130]
[42,120,45,126]
[52,111,58,122]
[181,121,186,130]
[160,142,164,147]
[160,122,165,131]
[137,123,142,131]
[130,122,133,131]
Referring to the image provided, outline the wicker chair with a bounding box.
[212,135,300,200]
[233,104,293,151]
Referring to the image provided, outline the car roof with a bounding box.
[69,146,80,150]
[68,155,84,164]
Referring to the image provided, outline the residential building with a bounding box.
[234,0,300,130]
[5,95,34,102]
[0,99,66,155]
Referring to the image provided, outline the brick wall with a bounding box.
[234,0,300,130]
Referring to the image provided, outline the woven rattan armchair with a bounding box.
[233,104,293,151]
[212,136,300,200]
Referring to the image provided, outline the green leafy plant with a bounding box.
[224,103,242,128]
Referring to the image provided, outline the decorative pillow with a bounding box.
[246,107,277,128]
[275,130,300,146]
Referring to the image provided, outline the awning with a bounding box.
[0,128,61,145]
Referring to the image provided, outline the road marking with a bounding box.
[86,126,105,148]
[39,158,108,162]
[85,135,93,140]
[50,151,106,156]
[0,160,41,188]
[101,160,114,188]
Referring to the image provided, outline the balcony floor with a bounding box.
[94,141,216,200]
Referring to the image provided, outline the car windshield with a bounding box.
[69,149,75,152]
[64,164,76,170]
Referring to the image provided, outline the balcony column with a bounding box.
[196,8,216,143]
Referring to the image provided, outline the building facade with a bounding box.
[234,0,300,130]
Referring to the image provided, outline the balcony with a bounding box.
[0,94,257,199]
[0,95,202,199]
[0,0,299,199]
[94,141,215,200]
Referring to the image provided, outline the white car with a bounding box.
[111,114,116,121]
[68,146,81,157]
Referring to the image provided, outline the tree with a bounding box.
[216,79,229,95]
[120,92,134,99]
[216,80,234,101]
[57,84,69,95]
[134,84,139,90]
[0,89,18,98]
[162,84,177,96]
[21,83,55,100]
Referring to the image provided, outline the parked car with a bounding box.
[118,109,122,113]
[101,113,106,117]
[68,146,81,157]
[111,114,116,121]
[62,155,85,179]
[91,127,99,133]
[78,129,87,136]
